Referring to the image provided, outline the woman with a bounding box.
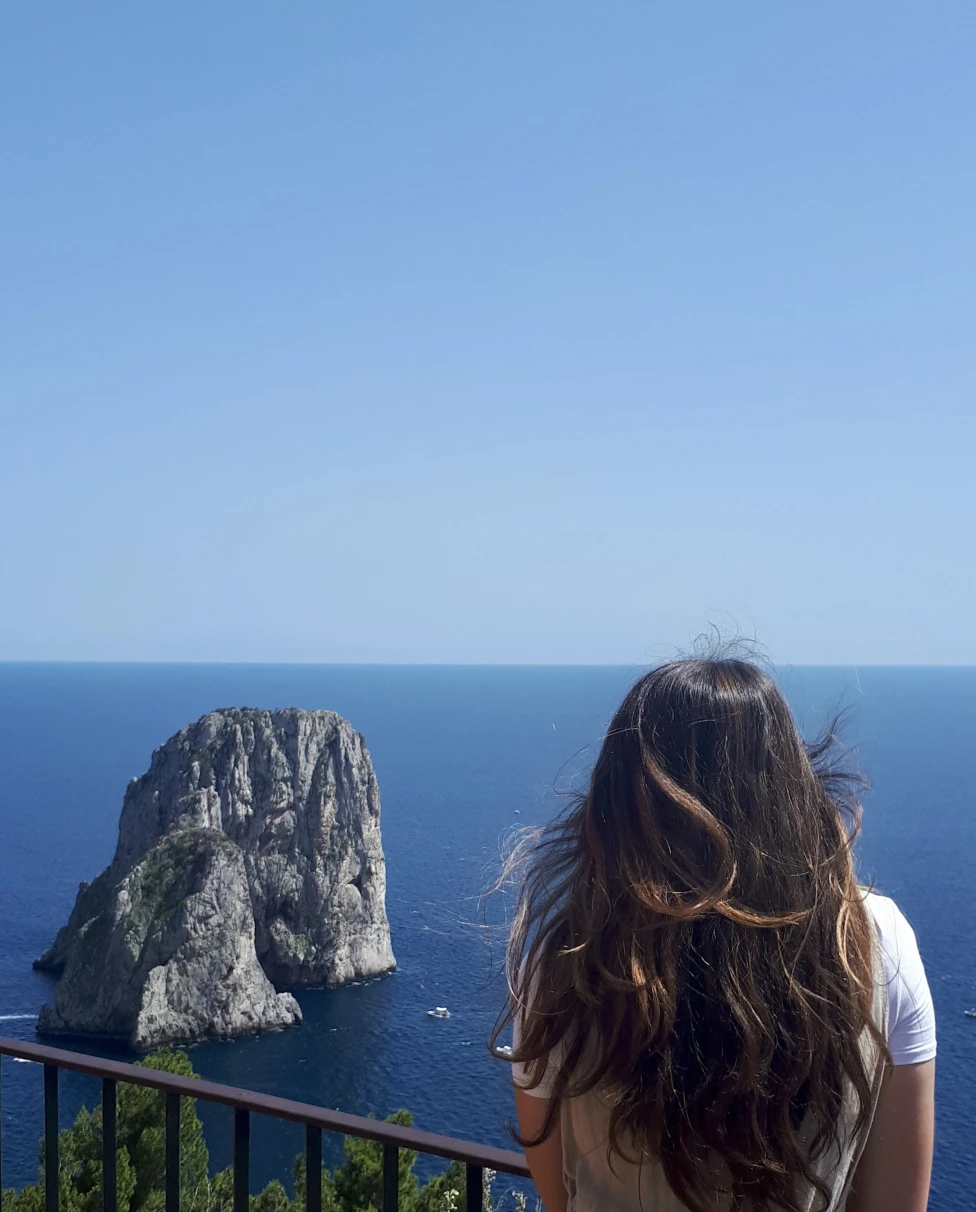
[499,659,935,1212]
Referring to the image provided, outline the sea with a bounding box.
[0,664,973,1209]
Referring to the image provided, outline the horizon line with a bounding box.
[1,659,975,670]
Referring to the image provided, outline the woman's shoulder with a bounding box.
[861,888,929,975]
[861,888,917,948]
[860,887,937,1065]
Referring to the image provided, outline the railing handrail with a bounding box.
[0,1036,530,1179]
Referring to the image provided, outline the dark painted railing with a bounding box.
[0,1038,531,1212]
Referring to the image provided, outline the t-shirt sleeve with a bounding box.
[864,892,938,1066]
[510,998,559,1097]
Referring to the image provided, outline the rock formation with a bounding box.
[36,708,396,1049]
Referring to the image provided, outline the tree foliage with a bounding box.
[1,1052,535,1212]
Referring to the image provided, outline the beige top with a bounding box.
[545,933,889,1212]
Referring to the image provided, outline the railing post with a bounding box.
[165,1092,181,1212]
[382,1143,399,1212]
[305,1125,322,1212]
[44,1064,59,1212]
[465,1164,483,1212]
[102,1079,117,1212]
[234,1108,250,1212]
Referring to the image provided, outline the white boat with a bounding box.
[495,1044,513,1058]
[427,1006,451,1019]
[965,1008,976,1019]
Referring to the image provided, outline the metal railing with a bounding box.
[0,1037,531,1212]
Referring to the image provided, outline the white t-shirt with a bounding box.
[514,891,936,1096]
[862,890,937,1066]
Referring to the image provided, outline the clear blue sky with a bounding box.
[1,3,973,664]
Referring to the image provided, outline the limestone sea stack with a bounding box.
[35,708,396,1049]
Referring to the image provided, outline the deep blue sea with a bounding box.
[0,665,973,1208]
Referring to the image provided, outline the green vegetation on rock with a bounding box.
[125,831,229,942]
[0,1052,536,1212]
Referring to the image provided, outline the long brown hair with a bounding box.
[496,658,887,1212]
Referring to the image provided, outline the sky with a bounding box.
[1,2,974,665]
